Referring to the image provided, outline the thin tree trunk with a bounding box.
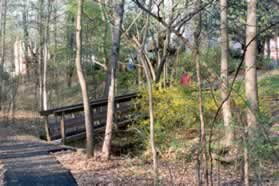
[75,0,94,158]
[244,0,258,185]
[266,38,271,59]
[42,0,51,110]
[66,14,75,88]
[194,42,208,186]
[275,36,279,62]
[193,0,208,185]
[39,0,44,110]
[140,55,158,184]
[138,65,142,86]
[53,0,59,105]
[0,0,7,110]
[43,43,48,110]
[244,127,249,186]
[102,0,125,160]
[99,1,111,96]
[0,0,6,66]
[22,0,31,77]
[245,0,258,129]
[137,0,158,183]
[220,0,233,147]
[155,0,173,83]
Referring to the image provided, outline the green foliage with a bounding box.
[258,74,279,96]
[135,85,218,152]
[247,120,277,163]
[176,48,221,78]
[228,72,279,116]
[134,71,279,159]
[138,86,196,129]
[117,71,137,94]
[259,73,279,115]
[177,48,241,80]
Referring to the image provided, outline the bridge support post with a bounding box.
[60,113,66,144]
[44,116,51,141]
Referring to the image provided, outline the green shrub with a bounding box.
[135,85,219,152]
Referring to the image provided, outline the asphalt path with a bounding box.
[0,139,77,186]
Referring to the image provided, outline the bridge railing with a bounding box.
[39,93,138,143]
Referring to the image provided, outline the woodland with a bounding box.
[0,0,279,185]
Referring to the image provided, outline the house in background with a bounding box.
[13,37,38,77]
[14,38,28,76]
[264,37,279,69]
[265,37,279,61]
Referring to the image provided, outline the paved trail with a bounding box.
[0,139,77,186]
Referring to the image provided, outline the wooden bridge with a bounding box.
[39,93,137,143]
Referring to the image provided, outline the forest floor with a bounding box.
[53,123,279,185]
[54,150,246,185]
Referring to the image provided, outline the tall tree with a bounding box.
[0,0,6,66]
[244,0,258,185]
[220,0,233,147]
[75,0,94,157]
[192,0,208,184]
[102,0,125,160]
[38,0,44,110]
[136,0,158,182]
[100,0,112,96]
[42,0,51,110]
[0,0,7,111]
[22,0,29,60]
[66,13,75,88]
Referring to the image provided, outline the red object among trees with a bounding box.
[180,73,192,86]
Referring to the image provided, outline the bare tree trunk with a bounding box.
[243,126,249,186]
[66,15,75,88]
[42,0,51,111]
[155,0,173,83]
[141,56,158,184]
[220,0,233,147]
[193,0,208,185]
[138,65,142,86]
[266,38,271,59]
[0,0,7,110]
[244,0,258,185]
[14,38,20,75]
[38,0,44,110]
[102,0,125,160]
[245,0,258,130]
[99,1,111,96]
[137,0,158,183]
[42,36,48,110]
[75,0,94,158]
[53,0,59,105]
[22,0,31,77]
[0,0,6,66]
[194,41,208,186]
[275,36,279,62]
